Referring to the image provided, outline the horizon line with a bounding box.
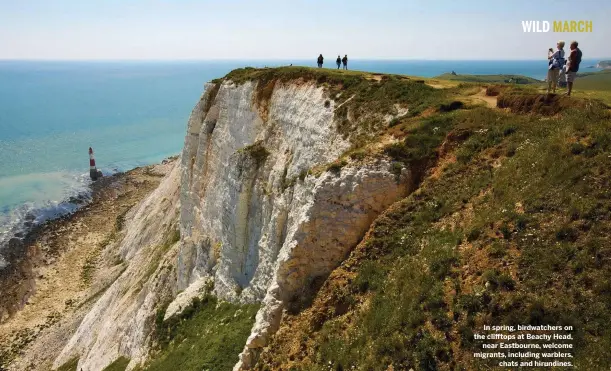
[0,57,609,63]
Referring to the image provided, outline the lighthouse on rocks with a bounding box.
[89,147,103,181]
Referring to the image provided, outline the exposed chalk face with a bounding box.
[175,80,410,369]
[177,80,351,302]
[53,79,409,371]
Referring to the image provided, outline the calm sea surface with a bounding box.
[0,59,603,264]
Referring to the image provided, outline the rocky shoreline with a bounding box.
[0,157,177,370]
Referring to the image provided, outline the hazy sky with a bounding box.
[0,0,609,60]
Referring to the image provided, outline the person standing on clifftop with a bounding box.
[336,55,341,69]
[565,41,582,96]
[547,40,565,94]
[317,54,324,68]
[342,55,348,70]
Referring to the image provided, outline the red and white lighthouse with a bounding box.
[89,147,102,181]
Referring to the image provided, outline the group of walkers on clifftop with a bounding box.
[317,54,348,70]
[547,40,582,96]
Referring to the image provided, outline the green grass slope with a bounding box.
[575,69,611,92]
[567,70,611,105]
[312,106,611,370]
[139,295,258,371]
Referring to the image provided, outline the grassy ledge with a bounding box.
[138,295,259,371]
[102,357,130,371]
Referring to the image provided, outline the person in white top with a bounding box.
[547,40,565,94]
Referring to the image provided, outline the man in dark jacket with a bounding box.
[317,54,324,68]
[565,41,582,96]
[336,56,341,69]
[342,55,348,70]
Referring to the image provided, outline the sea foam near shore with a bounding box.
[0,171,92,269]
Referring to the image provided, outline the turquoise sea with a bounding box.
[0,59,604,265]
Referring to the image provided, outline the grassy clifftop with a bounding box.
[436,69,611,105]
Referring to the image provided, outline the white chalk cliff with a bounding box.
[53,76,410,370]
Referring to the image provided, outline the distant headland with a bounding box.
[596,60,611,69]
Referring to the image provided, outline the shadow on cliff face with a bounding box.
[231,143,270,289]
[285,275,327,315]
